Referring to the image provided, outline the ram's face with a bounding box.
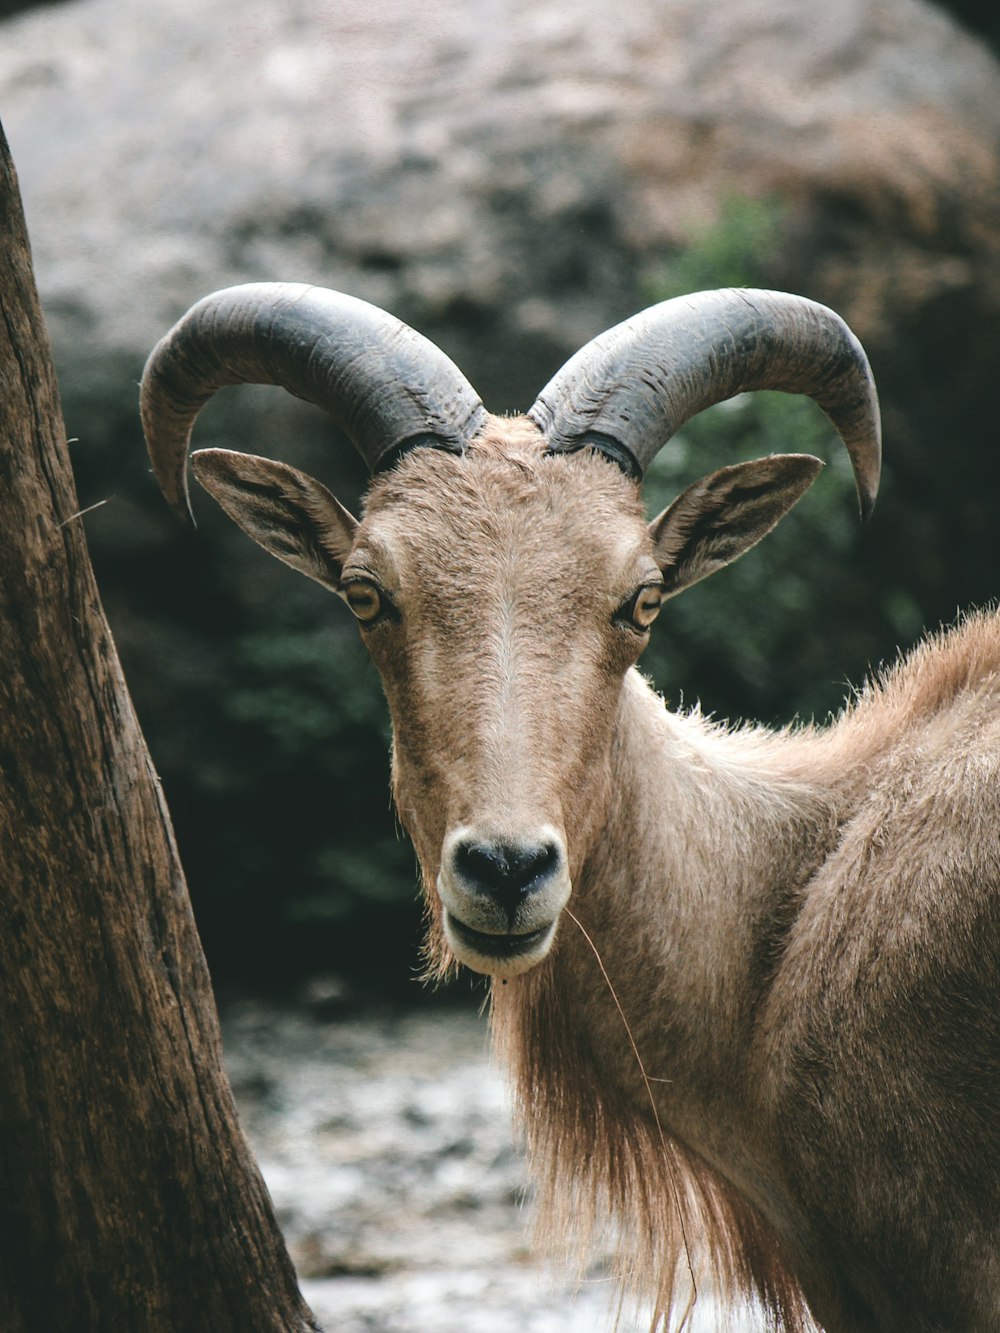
[344,421,659,976]
[188,417,829,978]
[140,283,880,978]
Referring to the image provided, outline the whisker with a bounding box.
[564,907,698,1330]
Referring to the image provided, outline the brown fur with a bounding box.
[491,614,1000,1331]
[201,416,1000,1331]
[365,431,1000,1331]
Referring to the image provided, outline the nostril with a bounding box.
[454,838,561,906]
[520,841,559,886]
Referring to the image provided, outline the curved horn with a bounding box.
[140,282,488,521]
[528,288,881,519]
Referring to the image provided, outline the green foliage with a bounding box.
[653,194,785,298]
[636,193,897,726]
[223,628,390,767]
[640,393,872,724]
[133,605,422,989]
[83,187,989,995]
[218,627,415,927]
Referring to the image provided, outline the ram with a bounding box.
[141,284,1000,1333]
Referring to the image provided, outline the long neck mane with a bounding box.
[490,669,843,1331]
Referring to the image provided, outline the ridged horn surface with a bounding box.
[529,288,881,518]
[140,282,488,520]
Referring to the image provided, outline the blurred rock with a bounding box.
[3,0,997,621]
[299,972,357,1020]
[0,0,997,436]
[3,0,999,613]
[223,1001,745,1331]
[2,0,998,987]
[3,0,997,623]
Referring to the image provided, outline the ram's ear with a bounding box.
[191,448,358,591]
[649,454,823,597]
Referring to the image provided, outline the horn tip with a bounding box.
[858,484,877,525]
[174,495,197,527]
[852,431,882,525]
[160,478,196,527]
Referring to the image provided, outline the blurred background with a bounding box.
[2,0,998,999]
[1,1,998,1325]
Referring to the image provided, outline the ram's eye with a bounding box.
[343,580,386,625]
[615,584,664,632]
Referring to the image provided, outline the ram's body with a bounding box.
[367,425,1000,1333]
[140,284,1000,1332]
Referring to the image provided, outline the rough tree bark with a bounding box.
[0,124,320,1329]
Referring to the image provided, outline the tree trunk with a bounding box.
[0,122,320,1330]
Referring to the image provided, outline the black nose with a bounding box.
[453,838,561,917]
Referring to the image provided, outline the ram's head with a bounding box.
[141,284,879,975]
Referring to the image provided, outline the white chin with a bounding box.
[444,912,557,977]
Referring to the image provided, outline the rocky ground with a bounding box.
[222,999,759,1332]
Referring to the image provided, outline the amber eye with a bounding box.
[615,583,664,632]
[343,580,385,625]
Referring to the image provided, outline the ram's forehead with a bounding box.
[358,415,649,567]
